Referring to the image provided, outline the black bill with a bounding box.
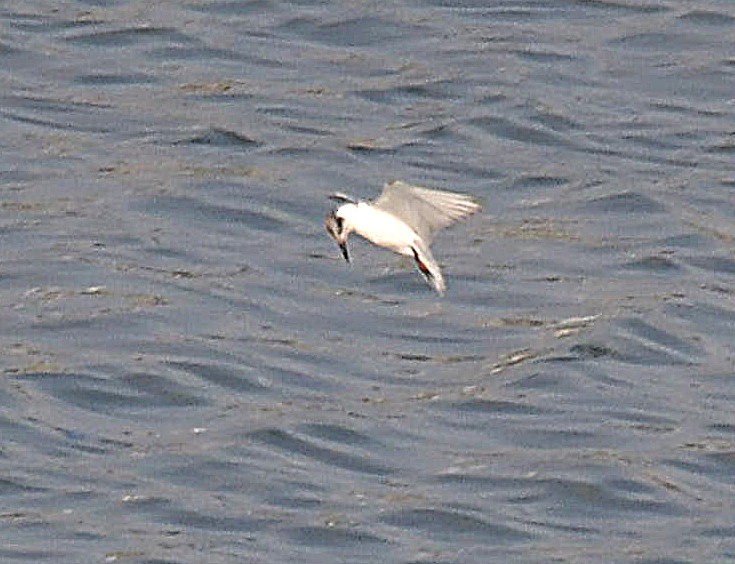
[339,242,350,263]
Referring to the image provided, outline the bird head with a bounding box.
[324,210,350,263]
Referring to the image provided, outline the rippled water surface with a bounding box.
[2,1,735,562]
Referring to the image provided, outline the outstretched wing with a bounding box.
[372,180,481,243]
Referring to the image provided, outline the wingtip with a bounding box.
[469,199,483,214]
[328,192,357,204]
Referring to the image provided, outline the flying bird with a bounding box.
[325,180,481,294]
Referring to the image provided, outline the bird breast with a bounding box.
[342,203,418,256]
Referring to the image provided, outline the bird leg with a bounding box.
[411,247,433,282]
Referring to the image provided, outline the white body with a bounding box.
[326,181,481,295]
[339,203,419,256]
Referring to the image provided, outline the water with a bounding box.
[1,1,735,562]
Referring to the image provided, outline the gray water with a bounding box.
[2,1,735,562]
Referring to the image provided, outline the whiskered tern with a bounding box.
[325,180,481,295]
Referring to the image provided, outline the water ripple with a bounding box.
[248,429,395,476]
[3,0,735,561]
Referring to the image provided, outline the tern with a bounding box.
[325,180,481,295]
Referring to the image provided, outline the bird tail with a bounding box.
[411,243,446,295]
